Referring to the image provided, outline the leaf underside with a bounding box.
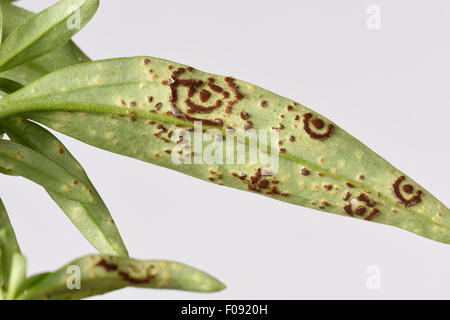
[0,56,447,245]
[0,138,96,203]
[0,2,128,257]
[0,2,448,245]
[0,117,128,257]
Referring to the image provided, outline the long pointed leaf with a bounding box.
[1,117,128,257]
[20,254,225,300]
[0,56,447,243]
[0,1,90,88]
[0,139,95,203]
[0,199,19,253]
[0,199,21,296]
[6,251,25,299]
[0,0,98,72]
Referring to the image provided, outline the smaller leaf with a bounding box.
[0,0,99,72]
[0,139,95,203]
[15,272,50,299]
[21,254,225,300]
[0,199,19,253]
[0,250,3,299]
[1,117,128,257]
[0,199,21,295]
[6,252,26,299]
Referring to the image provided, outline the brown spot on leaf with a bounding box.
[365,209,380,221]
[392,176,423,207]
[301,167,311,176]
[355,206,367,216]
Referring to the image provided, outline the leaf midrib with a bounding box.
[10,98,446,232]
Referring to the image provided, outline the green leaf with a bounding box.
[0,3,3,45]
[6,251,26,299]
[19,254,225,300]
[0,77,23,94]
[0,117,128,257]
[0,1,90,88]
[0,199,21,296]
[0,199,20,253]
[0,139,95,203]
[0,56,448,244]
[14,272,50,300]
[0,0,98,72]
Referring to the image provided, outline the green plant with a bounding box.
[0,0,448,300]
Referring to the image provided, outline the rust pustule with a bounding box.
[365,209,380,221]
[302,113,334,140]
[402,184,414,194]
[199,89,211,102]
[301,167,311,176]
[392,176,423,207]
[357,193,376,207]
[95,258,119,272]
[224,77,244,113]
[206,77,222,92]
[311,118,324,130]
[355,206,366,216]
[343,204,353,216]
[164,68,239,125]
[243,121,253,131]
[240,111,249,120]
[118,269,155,285]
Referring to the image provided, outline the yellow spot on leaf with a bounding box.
[72,207,81,218]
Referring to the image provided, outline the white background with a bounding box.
[2,0,449,299]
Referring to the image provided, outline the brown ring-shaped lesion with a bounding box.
[392,175,423,207]
[165,68,243,126]
[303,113,334,140]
